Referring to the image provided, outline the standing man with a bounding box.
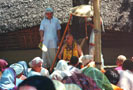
[39,7,61,69]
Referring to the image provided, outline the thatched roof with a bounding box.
[0,0,133,33]
[0,0,72,33]
[101,0,133,32]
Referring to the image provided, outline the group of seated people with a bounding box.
[0,54,133,90]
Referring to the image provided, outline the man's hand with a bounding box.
[58,54,61,60]
[40,37,43,42]
[57,40,60,46]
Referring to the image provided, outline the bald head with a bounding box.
[66,34,74,45]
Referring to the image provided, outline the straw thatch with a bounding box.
[0,0,72,33]
[101,0,133,32]
[0,0,133,33]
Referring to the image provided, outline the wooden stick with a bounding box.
[93,0,102,69]
[50,14,73,72]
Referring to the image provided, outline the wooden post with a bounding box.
[93,0,102,69]
[50,14,73,72]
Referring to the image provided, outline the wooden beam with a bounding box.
[50,14,73,72]
[93,0,102,69]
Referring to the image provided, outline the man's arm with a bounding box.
[57,30,61,41]
[58,45,65,59]
[40,30,44,42]
[77,45,83,57]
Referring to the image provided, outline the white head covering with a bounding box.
[55,60,69,71]
[29,57,43,68]
[117,55,127,61]
[53,80,82,90]
[50,60,71,81]
[10,63,24,76]
[81,55,93,65]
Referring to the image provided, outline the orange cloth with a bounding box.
[111,84,123,90]
[0,71,2,78]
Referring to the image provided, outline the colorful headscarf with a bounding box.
[0,59,8,72]
[82,67,113,90]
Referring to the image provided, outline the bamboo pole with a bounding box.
[93,0,102,69]
[50,14,73,72]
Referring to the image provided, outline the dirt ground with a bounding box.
[0,47,133,66]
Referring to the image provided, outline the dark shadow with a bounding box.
[119,0,130,13]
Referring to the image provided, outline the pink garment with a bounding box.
[0,59,8,72]
[115,66,122,71]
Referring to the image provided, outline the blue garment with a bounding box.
[40,17,61,48]
[16,78,23,87]
[0,68,16,90]
[18,61,28,77]
[28,70,41,77]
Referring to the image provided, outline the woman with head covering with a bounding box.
[115,55,127,71]
[81,55,113,90]
[28,57,49,77]
[10,63,24,87]
[18,61,28,77]
[0,67,17,90]
[117,60,133,90]
[50,60,71,81]
[0,59,8,79]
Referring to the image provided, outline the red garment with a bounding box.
[0,59,8,72]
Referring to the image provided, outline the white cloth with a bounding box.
[10,63,24,76]
[28,68,49,77]
[68,65,81,75]
[40,68,49,77]
[40,17,61,48]
[29,57,43,68]
[117,70,133,90]
[28,70,41,77]
[42,48,56,68]
[18,61,28,77]
[40,16,61,68]
[50,60,71,81]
